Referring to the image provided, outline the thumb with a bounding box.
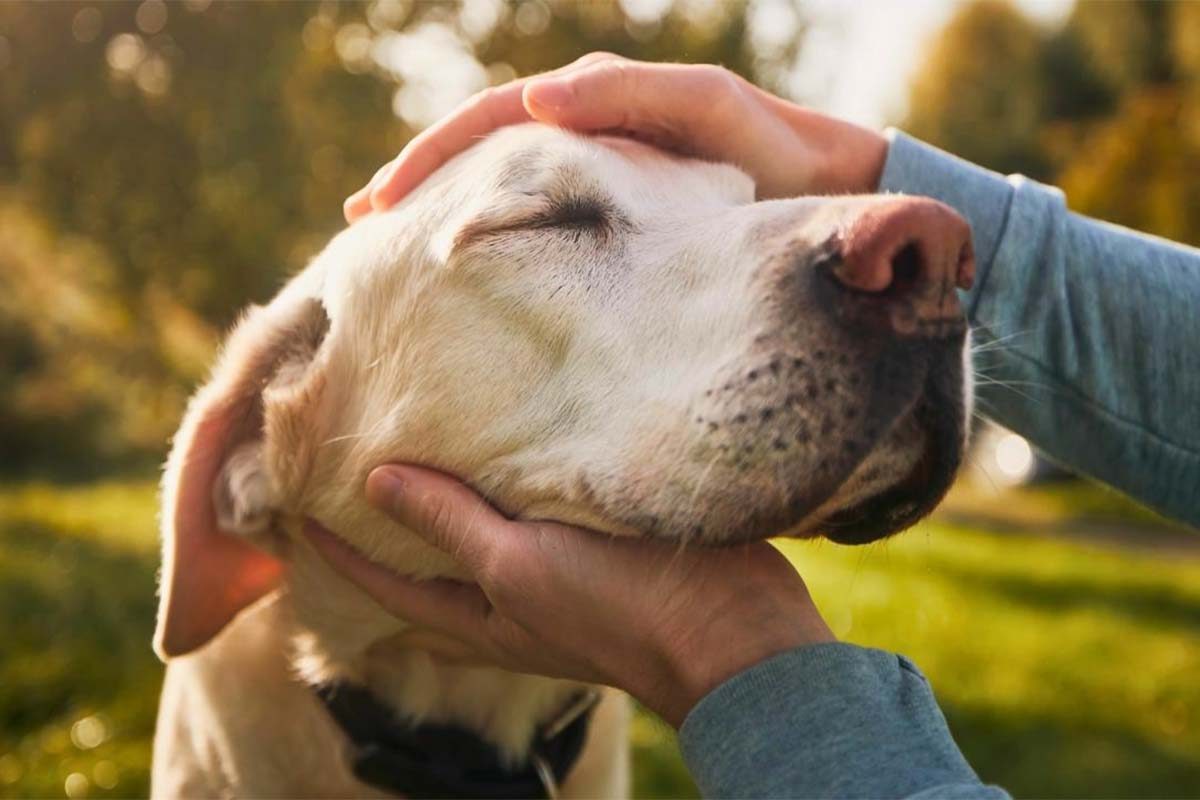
[523,60,742,138]
[365,464,513,576]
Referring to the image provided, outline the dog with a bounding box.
[151,122,974,798]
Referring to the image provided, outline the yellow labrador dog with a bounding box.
[152,123,974,798]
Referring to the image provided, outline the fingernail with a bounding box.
[527,80,572,110]
[366,465,408,511]
[369,165,401,210]
[343,194,367,223]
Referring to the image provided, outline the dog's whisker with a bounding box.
[969,328,1033,354]
[974,383,1051,393]
[962,448,1003,494]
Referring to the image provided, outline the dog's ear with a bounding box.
[154,294,331,660]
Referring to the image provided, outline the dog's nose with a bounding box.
[829,198,974,336]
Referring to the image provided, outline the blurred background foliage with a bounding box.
[1,1,1198,798]
[2,0,1198,476]
[905,0,1200,243]
[0,0,773,477]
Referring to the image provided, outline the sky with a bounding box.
[787,0,1075,128]
[373,0,1078,133]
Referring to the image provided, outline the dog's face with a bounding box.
[156,123,972,656]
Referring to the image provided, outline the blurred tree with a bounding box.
[0,1,400,474]
[905,1,1049,178]
[0,0,794,475]
[1057,90,1200,245]
[1065,0,1175,94]
[903,0,1199,248]
[1173,0,1200,85]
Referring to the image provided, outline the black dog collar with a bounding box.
[314,682,598,799]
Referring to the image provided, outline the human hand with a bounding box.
[344,53,888,221]
[304,464,835,727]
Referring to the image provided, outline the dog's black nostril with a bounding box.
[889,242,922,295]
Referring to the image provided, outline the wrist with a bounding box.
[816,120,888,194]
[644,604,836,727]
[780,105,888,194]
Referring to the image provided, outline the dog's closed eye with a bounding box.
[532,196,612,232]
[452,194,624,251]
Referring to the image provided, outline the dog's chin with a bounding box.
[817,392,965,545]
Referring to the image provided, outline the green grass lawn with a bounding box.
[1,479,1197,799]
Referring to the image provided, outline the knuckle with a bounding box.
[477,535,523,591]
[699,63,737,94]
[575,50,620,67]
[475,538,508,582]
[607,58,638,86]
[470,85,499,109]
[588,59,639,110]
[484,576,519,609]
[697,65,748,124]
[423,494,459,539]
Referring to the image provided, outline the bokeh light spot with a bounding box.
[377,22,489,129]
[105,33,145,73]
[367,0,413,31]
[72,8,103,43]
[64,772,89,799]
[135,54,172,97]
[994,432,1035,485]
[92,761,119,790]
[136,0,168,35]
[513,0,550,37]
[302,15,335,53]
[335,23,374,73]
[70,715,108,750]
[460,0,504,43]
[747,0,799,55]
[0,754,22,785]
[487,61,518,86]
[619,0,672,26]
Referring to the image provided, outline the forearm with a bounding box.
[678,643,1006,799]
[880,131,1200,527]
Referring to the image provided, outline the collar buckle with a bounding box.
[541,689,602,741]
[532,689,601,799]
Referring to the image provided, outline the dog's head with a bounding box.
[156,124,973,657]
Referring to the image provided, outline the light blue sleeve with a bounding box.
[880,130,1200,527]
[678,643,1008,799]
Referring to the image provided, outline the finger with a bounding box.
[365,464,515,575]
[343,185,372,223]
[303,519,495,640]
[344,161,397,222]
[369,82,533,209]
[524,61,744,142]
[366,53,620,210]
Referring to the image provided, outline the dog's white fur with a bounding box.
[152,124,968,797]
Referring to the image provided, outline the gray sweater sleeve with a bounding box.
[880,130,1200,527]
[678,644,1008,799]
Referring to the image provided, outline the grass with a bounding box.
[1,479,1197,799]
